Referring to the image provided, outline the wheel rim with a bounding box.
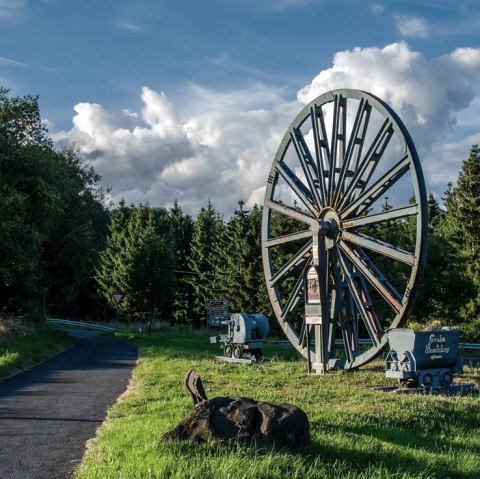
[261,89,427,370]
[233,345,242,359]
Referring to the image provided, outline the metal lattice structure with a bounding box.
[261,89,427,373]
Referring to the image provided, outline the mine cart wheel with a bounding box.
[224,344,233,358]
[233,345,243,359]
[261,89,427,370]
[440,370,453,387]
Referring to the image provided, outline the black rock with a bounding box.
[160,396,310,451]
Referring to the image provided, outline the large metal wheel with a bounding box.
[261,89,427,370]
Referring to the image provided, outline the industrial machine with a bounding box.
[261,89,428,373]
[210,313,269,361]
[385,328,463,388]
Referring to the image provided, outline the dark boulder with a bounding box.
[160,396,310,451]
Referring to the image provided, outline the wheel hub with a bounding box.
[318,208,340,250]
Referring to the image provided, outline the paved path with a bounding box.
[0,331,137,479]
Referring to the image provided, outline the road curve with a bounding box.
[0,330,138,479]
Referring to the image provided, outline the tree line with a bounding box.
[1,90,480,340]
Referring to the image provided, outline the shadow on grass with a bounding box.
[307,420,477,478]
[128,332,298,362]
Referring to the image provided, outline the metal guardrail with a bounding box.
[459,343,480,351]
[48,320,480,352]
[47,318,123,333]
[268,339,480,351]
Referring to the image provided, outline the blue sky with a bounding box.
[1,0,480,214]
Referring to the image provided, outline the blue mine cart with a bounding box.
[210,312,269,361]
[385,328,463,388]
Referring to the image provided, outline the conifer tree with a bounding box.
[95,200,132,313]
[220,201,265,314]
[128,232,175,321]
[95,203,175,321]
[169,200,194,324]
[185,201,224,326]
[408,193,468,326]
[249,205,275,318]
[441,145,480,337]
[427,192,443,229]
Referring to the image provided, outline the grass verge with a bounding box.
[0,327,73,380]
[75,333,480,479]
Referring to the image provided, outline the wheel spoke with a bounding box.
[328,94,347,203]
[290,127,323,209]
[341,154,410,218]
[281,259,311,323]
[330,250,355,363]
[270,240,313,287]
[337,239,402,312]
[265,230,312,248]
[332,249,358,361]
[344,287,359,355]
[276,161,318,216]
[341,204,418,229]
[332,98,372,207]
[310,105,329,205]
[327,281,337,354]
[339,118,394,211]
[340,230,415,266]
[298,318,307,347]
[337,250,384,346]
[265,199,317,226]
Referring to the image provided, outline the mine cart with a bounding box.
[210,312,269,361]
[385,328,463,388]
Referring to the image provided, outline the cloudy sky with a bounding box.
[1,0,480,216]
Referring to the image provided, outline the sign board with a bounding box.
[306,267,320,304]
[112,293,124,304]
[207,317,230,327]
[206,298,228,327]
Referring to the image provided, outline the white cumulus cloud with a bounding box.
[54,43,480,215]
[394,14,428,38]
[297,43,480,193]
[54,85,293,215]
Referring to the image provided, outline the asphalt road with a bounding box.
[0,330,138,479]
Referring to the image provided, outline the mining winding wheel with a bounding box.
[261,89,427,373]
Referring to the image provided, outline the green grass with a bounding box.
[0,327,73,380]
[75,333,480,479]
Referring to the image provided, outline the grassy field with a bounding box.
[0,326,73,380]
[75,332,480,479]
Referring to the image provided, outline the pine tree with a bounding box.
[169,200,194,325]
[441,145,480,338]
[452,145,480,259]
[185,201,224,326]
[95,203,175,321]
[249,204,274,318]
[128,232,176,322]
[95,200,132,315]
[220,201,264,313]
[427,192,443,230]
[404,192,469,326]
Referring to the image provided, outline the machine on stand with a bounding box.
[210,313,270,363]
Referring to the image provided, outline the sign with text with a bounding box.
[206,298,229,327]
[306,267,320,304]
